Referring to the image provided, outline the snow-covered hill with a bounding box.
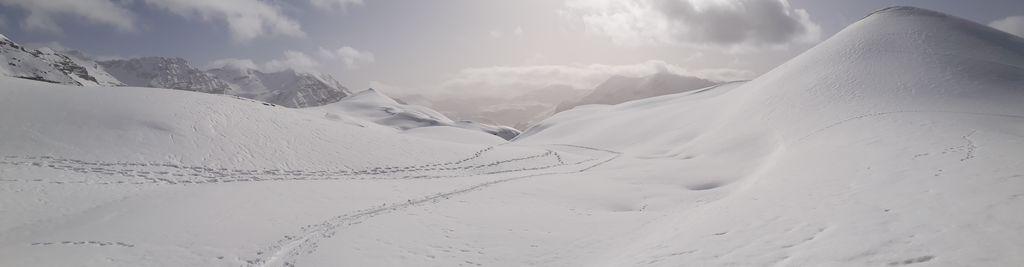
[517,6,1024,265]
[314,88,520,140]
[0,34,121,86]
[554,72,716,113]
[208,65,352,108]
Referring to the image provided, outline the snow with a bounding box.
[516,6,1024,265]
[2,6,1024,267]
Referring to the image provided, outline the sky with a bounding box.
[1,0,1023,99]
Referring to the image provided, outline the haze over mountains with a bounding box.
[411,72,722,130]
[1,5,1024,267]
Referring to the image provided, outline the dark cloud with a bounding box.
[567,0,820,48]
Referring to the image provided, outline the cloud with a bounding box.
[490,27,524,39]
[207,50,320,72]
[318,46,375,69]
[309,0,364,10]
[990,15,1024,38]
[489,30,504,38]
[425,60,754,97]
[141,0,305,42]
[205,58,260,70]
[563,0,820,49]
[0,0,135,34]
[263,50,320,72]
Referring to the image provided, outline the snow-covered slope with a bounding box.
[0,76,601,266]
[517,6,1024,265]
[0,34,121,86]
[208,65,352,108]
[100,57,231,94]
[554,72,716,113]
[313,88,521,140]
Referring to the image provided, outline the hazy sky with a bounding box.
[1,0,1023,97]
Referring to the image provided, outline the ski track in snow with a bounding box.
[247,144,621,267]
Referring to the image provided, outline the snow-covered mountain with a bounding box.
[98,57,354,108]
[99,57,232,94]
[554,72,716,113]
[208,65,352,108]
[314,88,520,140]
[0,34,122,86]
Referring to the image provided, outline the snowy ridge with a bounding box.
[0,34,120,86]
[100,57,231,94]
[208,65,352,108]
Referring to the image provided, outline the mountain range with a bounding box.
[0,33,519,139]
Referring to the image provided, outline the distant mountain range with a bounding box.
[0,33,518,139]
[411,72,720,131]
[0,34,351,108]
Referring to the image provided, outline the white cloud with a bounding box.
[318,46,375,69]
[310,0,364,10]
[204,58,260,70]
[431,60,754,97]
[264,50,320,72]
[990,15,1024,38]
[142,0,305,42]
[207,51,321,72]
[489,30,504,38]
[490,27,524,39]
[0,0,135,34]
[563,0,820,49]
